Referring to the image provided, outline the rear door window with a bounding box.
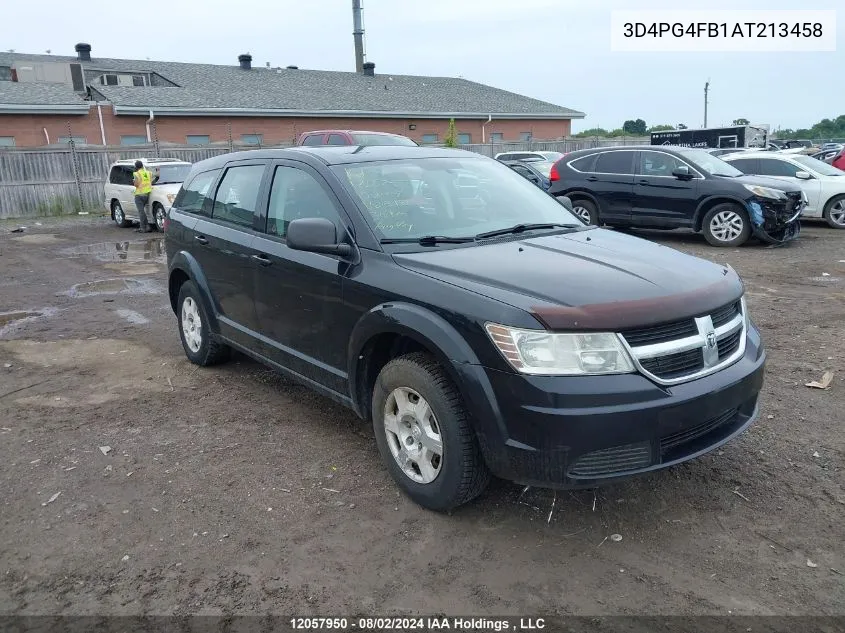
[727,158,759,174]
[172,169,220,217]
[594,151,635,175]
[211,165,267,228]
[757,158,800,178]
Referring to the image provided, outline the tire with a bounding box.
[371,352,490,511]
[176,280,230,366]
[153,203,167,232]
[701,203,751,247]
[112,200,130,228]
[822,195,845,229]
[569,198,598,225]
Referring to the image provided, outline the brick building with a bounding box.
[0,44,584,149]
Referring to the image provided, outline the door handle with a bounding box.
[637,179,650,185]
[251,254,272,266]
[194,235,208,245]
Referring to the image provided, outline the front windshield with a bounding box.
[155,164,191,184]
[792,155,843,176]
[333,156,580,240]
[350,133,418,147]
[675,149,744,177]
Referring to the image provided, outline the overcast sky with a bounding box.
[5,0,843,132]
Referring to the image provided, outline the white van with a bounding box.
[103,158,192,230]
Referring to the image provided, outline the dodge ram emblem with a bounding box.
[706,331,717,349]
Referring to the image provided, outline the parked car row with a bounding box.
[104,158,192,231]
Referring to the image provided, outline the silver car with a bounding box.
[103,158,191,230]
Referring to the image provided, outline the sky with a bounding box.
[3,0,842,132]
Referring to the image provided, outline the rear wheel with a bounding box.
[569,198,598,225]
[702,203,751,247]
[371,352,490,511]
[112,200,130,228]
[176,280,230,366]
[823,195,845,229]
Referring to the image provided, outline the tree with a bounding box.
[647,124,675,132]
[573,127,609,137]
[678,124,688,130]
[622,119,647,135]
[774,114,845,140]
[732,118,750,126]
[444,118,458,148]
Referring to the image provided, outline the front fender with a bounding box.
[346,302,510,461]
[168,250,220,334]
[693,195,750,231]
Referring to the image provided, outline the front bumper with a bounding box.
[747,195,803,245]
[456,322,766,489]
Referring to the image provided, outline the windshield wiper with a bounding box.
[380,235,474,246]
[474,223,581,240]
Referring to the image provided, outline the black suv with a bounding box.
[548,146,805,246]
[165,146,766,511]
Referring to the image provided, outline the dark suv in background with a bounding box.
[548,146,805,246]
[165,146,766,511]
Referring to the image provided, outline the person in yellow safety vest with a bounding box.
[133,160,154,233]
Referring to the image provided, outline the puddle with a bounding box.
[60,238,164,263]
[115,309,150,325]
[11,234,64,245]
[0,309,59,337]
[62,278,162,298]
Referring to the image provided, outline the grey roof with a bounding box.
[0,81,90,113]
[0,51,584,119]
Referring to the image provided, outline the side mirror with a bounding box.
[672,165,693,180]
[795,171,812,180]
[286,217,352,257]
[556,196,574,211]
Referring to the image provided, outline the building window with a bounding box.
[457,133,472,144]
[186,135,210,145]
[0,136,15,147]
[0,66,11,81]
[241,134,263,146]
[121,135,148,146]
[421,134,439,143]
[58,136,87,145]
[490,133,504,142]
[520,132,532,141]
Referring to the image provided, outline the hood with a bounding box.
[732,174,803,194]
[153,182,182,195]
[393,228,744,331]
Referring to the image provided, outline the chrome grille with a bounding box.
[620,297,747,385]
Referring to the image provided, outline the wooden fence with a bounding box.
[0,138,653,219]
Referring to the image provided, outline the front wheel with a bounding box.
[112,200,130,228]
[371,352,490,511]
[823,195,845,229]
[153,203,167,232]
[702,204,751,247]
[176,280,230,366]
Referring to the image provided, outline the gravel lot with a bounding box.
[0,217,843,616]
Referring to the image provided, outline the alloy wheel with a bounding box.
[829,199,845,226]
[383,387,443,484]
[709,210,745,242]
[155,206,167,231]
[181,297,203,353]
[113,204,124,226]
[572,205,592,224]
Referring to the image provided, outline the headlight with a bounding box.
[743,184,787,200]
[485,323,635,376]
[166,193,176,204]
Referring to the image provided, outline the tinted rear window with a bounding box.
[568,153,597,172]
[172,169,220,217]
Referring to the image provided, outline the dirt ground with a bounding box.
[0,216,843,617]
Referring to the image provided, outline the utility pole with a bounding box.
[352,0,365,73]
[704,79,710,128]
